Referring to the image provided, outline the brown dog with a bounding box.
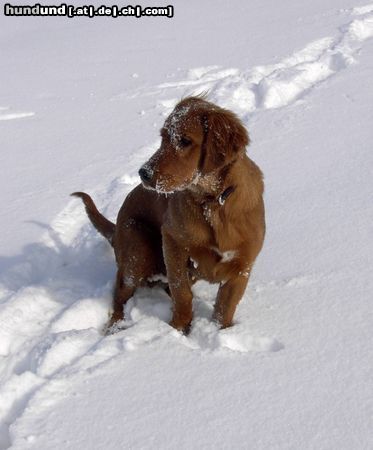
[73,96,265,333]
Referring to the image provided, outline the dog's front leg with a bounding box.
[213,272,250,328]
[162,231,193,332]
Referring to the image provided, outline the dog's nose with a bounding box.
[139,166,153,183]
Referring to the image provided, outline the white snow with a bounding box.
[0,109,35,121]
[211,247,237,263]
[1,1,373,449]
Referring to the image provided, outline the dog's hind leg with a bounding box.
[105,225,162,334]
[106,269,137,331]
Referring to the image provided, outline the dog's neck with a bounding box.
[189,158,238,204]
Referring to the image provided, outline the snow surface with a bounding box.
[1,1,373,449]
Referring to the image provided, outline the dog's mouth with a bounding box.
[155,172,200,195]
[150,178,186,195]
[141,179,174,195]
[139,174,174,195]
[140,165,199,195]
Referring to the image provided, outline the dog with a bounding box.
[72,96,265,333]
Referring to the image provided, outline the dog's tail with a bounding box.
[71,192,115,244]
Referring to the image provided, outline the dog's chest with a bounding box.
[185,202,225,247]
[168,192,237,249]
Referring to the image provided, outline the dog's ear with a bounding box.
[201,108,249,173]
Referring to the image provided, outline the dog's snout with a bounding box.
[139,166,153,183]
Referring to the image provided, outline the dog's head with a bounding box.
[139,96,249,193]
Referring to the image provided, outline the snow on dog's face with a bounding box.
[139,96,249,194]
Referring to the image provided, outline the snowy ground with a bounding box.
[1,1,373,449]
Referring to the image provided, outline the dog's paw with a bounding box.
[169,319,192,336]
[102,317,130,336]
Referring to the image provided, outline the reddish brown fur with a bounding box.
[73,96,265,333]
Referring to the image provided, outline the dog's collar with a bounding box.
[218,185,235,206]
[201,185,236,207]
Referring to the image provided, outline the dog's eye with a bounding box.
[179,137,192,148]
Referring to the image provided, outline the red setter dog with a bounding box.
[73,96,265,333]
